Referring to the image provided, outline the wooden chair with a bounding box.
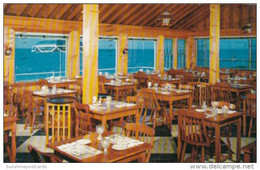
[241,141,256,162]
[46,103,72,145]
[13,82,25,116]
[245,94,256,137]
[125,123,155,162]
[98,75,110,99]
[74,102,96,137]
[211,83,233,103]
[173,85,195,108]
[4,104,18,117]
[178,109,214,162]
[28,145,62,163]
[4,104,18,162]
[188,82,209,106]
[141,88,166,128]
[133,72,147,89]
[23,90,44,133]
[110,95,144,131]
[38,79,48,86]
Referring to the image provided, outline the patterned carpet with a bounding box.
[4,116,256,163]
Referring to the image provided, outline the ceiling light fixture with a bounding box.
[156,11,174,27]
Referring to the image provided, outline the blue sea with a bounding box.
[15,48,155,82]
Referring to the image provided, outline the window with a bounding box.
[196,37,256,70]
[80,37,117,75]
[164,39,173,70]
[196,39,209,67]
[177,39,186,69]
[128,38,156,73]
[15,33,67,82]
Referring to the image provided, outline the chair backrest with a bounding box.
[38,79,48,86]
[28,145,62,163]
[125,123,155,162]
[178,109,210,147]
[98,75,107,94]
[211,84,232,102]
[74,102,93,137]
[246,94,256,119]
[46,103,71,144]
[140,88,160,111]
[4,104,18,117]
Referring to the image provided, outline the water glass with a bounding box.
[101,138,110,154]
[148,82,152,88]
[96,125,104,141]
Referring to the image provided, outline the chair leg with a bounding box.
[226,129,232,159]
[181,142,187,162]
[201,146,205,162]
[248,118,253,137]
[24,112,31,130]
[30,113,36,133]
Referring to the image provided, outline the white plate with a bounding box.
[112,144,128,150]
[227,110,236,114]
[195,109,206,112]
[76,139,91,145]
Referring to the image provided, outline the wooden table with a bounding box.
[4,116,18,162]
[47,80,76,89]
[104,82,135,101]
[152,89,192,131]
[49,132,152,162]
[89,101,140,129]
[155,78,181,87]
[177,110,242,162]
[229,84,252,110]
[33,89,76,135]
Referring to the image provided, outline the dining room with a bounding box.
[3,2,257,167]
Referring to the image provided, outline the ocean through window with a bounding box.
[196,37,256,70]
[15,33,67,82]
[80,37,117,75]
[127,38,156,73]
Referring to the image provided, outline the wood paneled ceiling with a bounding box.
[4,4,256,31]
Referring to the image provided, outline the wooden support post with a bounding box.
[117,33,128,75]
[67,30,80,79]
[82,4,99,104]
[156,35,164,73]
[173,38,178,69]
[4,27,15,84]
[209,4,220,84]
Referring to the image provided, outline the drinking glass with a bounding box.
[101,138,110,154]
[96,125,104,141]
[154,83,158,90]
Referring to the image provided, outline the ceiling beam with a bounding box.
[116,4,143,24]
[132,5,161,25]
[61,4,79,20]
[105,4,131,24]
[123,4,153,25]
[54,4,72,19]
[177,5,209,29]
[143,4,170,26]
[169,4,201,28]
[66,5,82,20]
[183,10,210,30]
[120,5,147,25]
[41,4,59,18]
[99,4,119,22]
